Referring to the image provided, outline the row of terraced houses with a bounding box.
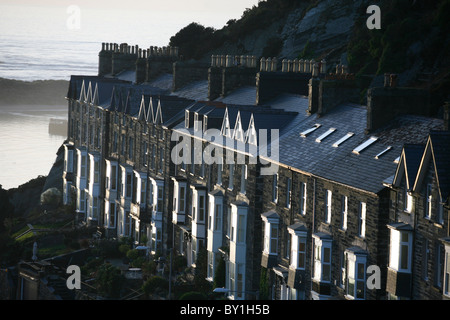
[62,42,450,300]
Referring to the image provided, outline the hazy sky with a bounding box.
[1,0,261,15]
[1,0,262,46]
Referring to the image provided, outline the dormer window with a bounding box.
[185,110,189,128]
[300,124,321,137]
[194,113,200,132]
[246,115,258,146]
[315,128,336,143]
[352,136,378,155]
[388,225,413,273]
[221,109,232,138]
[233,112,245,142]
[332,132,354,148]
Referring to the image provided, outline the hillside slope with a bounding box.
[170,0,450,105]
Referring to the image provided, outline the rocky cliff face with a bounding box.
[197,0,449,99]
[279,0,366,65]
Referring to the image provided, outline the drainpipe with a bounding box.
[411,195,418,299]
[309,176,316,299]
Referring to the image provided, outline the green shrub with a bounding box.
[142,275,169,296]
[126,249,139,261]
[96,263,124,299]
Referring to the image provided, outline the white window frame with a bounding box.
[325,190,332,224]
[404,186,413,213]
[389,228,413,273]
[426,183,432,219]
[286,178,292,209]
[262,218,279,255]
[272,174,278,203]
[313,236,332,283]
[240,164,247,194]
[290,232,307,270]
[358,202,366,238]
[345,251,367,300]
[444,248,450,297]
[341,195,348,230]
[299,182,307,215]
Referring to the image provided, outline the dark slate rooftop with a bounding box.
[171,80,209,101]
[400,144,426,189]
[146,73,174,91]
[215,86,257,106]
[67,75,131,106]
[156,95,195,127]
[264,102,444,194]
[429,130,450,201]
[172,102,300,158]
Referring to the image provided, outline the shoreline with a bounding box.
[0,77,69,106]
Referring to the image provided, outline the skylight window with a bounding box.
[352,136,378,155]
[315,128,336,143]
[374,146,392,159]
[300,124,321,137]
[332,132,354,148]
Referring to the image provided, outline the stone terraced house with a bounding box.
[62,42,449,300]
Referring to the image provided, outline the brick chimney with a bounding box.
[145,46,179,82]
[111,43,138,76]
[366,74,432,133]
[173,60,209,92]
[98,42,113,76]
[307,64,359,116]
[256,58,321,105]
[208,54,258,101]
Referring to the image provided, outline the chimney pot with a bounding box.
[312,63,319,78]
[260,58,266,72]
[390,74,398,88]
[384,73,391,87]
[271,58,277,72]
[266,58,272,72]
[320,59,326,74]
[282,59,287,72]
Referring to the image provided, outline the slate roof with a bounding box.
[66,75,131,105]
[264,102,444,194]
[146,73,174,91]
[393,144,425,190]
[430,131,450,201]
[156,95,195,128]
[171,80,209,101]
[215,86,257,105]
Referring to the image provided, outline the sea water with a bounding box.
[0,2,253,189]
[0,3,228,189]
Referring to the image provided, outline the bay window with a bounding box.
[313,234,332,282]
[345,248,367,300]
[288,223,308,270]
[388,225,413,273]
[261,211,279,256]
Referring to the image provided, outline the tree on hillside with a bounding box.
[0,185,14,233]
[169,22,216,60]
